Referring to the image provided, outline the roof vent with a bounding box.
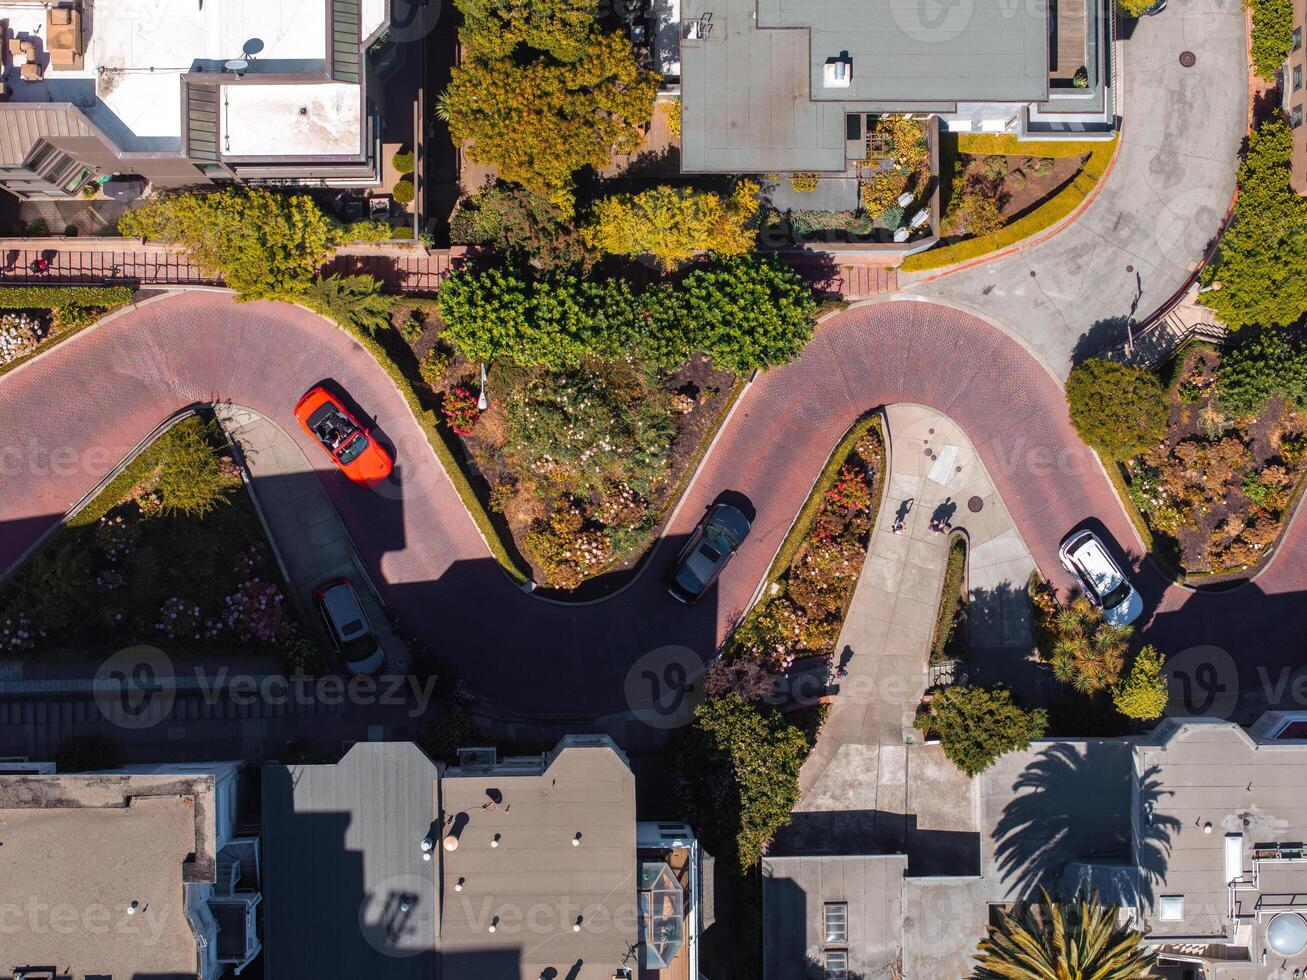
[823,52,852,89]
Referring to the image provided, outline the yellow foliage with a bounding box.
[584,181,761,271]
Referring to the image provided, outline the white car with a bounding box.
[1057,530,1143,626]
[313,578,386,675]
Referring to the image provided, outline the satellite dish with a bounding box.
[224,58,249,76]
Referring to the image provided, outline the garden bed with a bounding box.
[0,286,135,379]
[0,412,305,659]
[930,533,969,664]
[396,306,742,597]
[1120,346,1307,579]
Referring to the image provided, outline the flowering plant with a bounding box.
[441,386,482,436]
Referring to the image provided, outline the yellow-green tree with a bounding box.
[456,0,598,62]
[442,20,657,211]
[1113,645,1168,720]
[583,182,760,270]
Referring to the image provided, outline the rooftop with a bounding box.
[440,737,638,980]
[261,742,441,979]
[0,773,218,980]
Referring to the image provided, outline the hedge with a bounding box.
[930,534,968,662]
[953,134,1115,159]
[902,136,1117,272]
[0,285,135,310]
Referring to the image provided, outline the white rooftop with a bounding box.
[0,0,378,153]
[221,81,361,156]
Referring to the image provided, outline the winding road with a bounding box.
[1,292,1302,718]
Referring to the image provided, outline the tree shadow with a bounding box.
[1071,315,1131,365]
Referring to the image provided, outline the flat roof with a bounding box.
[0,0,343,153]
[440,741,637,980]
[261,742,441,979]
[221,81,362,157]
[0,774,215,980]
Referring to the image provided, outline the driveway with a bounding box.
[906,4,1246,376]
[0,292,1303,720]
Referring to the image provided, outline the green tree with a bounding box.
[678,255,818,374]
[1065,358,1167,459]
[154,417,233,517]
[1215,328,1307,416]
[456,0,599,62]
[675,693,810,871]
[119,189,349,299]
[974,889,1157,980]
[915,685,1047,777]
[1113,645,1168,720]
[1246,0,1294,79]
[442,31,658,209]
[1200,119,1307,330]
[450,183,593,271]
[304,274,393,335]
[583,182,760,271]
[1116,0,1154,17]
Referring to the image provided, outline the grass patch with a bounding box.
[930,533,968,663]
[902,136,1117,272]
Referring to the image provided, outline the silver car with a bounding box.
[313,578,386,675]
[1057,530,1143,626]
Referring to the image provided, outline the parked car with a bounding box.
[667,503,752,604]
[1058,529,1143,626]
[293,386,392,485]
[313,578,385,675]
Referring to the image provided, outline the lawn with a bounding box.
[0,412,303,657]
[394,304,741,596]
[1120,347,1307,577]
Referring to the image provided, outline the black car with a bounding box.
[667,503,752,604]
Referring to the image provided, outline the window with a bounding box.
[823,903,848,944]
[1296,65,1304,91]
[823,948,849,978]
[1293,105,1304,128]
[1295,26,1302,52]
[1158,895,1184,921]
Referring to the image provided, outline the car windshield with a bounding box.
[1101,581,1132,610]
[335,433,370,464]
[341,634,378,664]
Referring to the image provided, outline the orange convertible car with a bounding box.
[293,386,393,485]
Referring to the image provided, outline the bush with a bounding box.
[390,226,415,239]
[1200,119,1307,330]
[450,183,593,271]
[1007,169,1027,190]
[583,182,759,271]
[915,685,1047,777]
[1247,0,1293,79]
[392,179,415,206]
[303,274,393,335]
[441,386,483,436]
[419,346,452,388]
[1039,594,1132,693]
[153,416,234,517]
[981,155,1008,182]
[931,536,968,662]
[1113,645,1168,720]
[420,708,489,765]
[392,148,416,174]
[1065,358,1167,459]
[25,218,49,236]
[64,224,78,237]
[789,173,821,192]
[882,204,905,230]
[1215,329,1307,416]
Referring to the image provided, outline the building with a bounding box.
[1290,1,1306,193]
[671,0,1114,176]
[0,0,395,200]
[0,761,261,980]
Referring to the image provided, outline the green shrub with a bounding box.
[303,274,392,336]
[1247,0,1293,79]
[1112,645,1167,720]
[1029,157,1056,176]
[1007,169,1027,190]
[419,346,452,388]
[931,536,968,662]
[915,685,1047,777]
[390,226,415,239]
[882,204,905,230]
[393,179,415,206]
[1215,329,1307,416]
[0,285,134,311]
[25,218,49,236]
[420,708,488,765]
[450,183,593,271]
[152,417,234,517]
[392,148,416,174]
[981,155,1008,182]
[64,224,78,237]
[1065,358,1168,460]
[340,219,393,243]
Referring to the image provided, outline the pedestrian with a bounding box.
[31,257,48,275]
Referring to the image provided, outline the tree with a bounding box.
[450,183,593,271]
[304,274,393,335]
[678,256,818,374]
[1113,645,1168,720]
[154,417,233,517]
[674,692,810,871]
[1200,119,1307,330]
[1041,594,1133,694]
[915,685,1047,777]
[1215,327,1307,417]
[456,0,599,62]
[974,889,1157,980]
[442,31,658,209]
[583,182,760,271]
[1065,358,1167,459]
[1116,0,1154,16]
[118,189,354,299]
[1246,0,1294,79]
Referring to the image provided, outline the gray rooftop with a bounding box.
[439,738,638,980]
[261,742,440,979]
[761,853,908,979]
[680,0,1048,173]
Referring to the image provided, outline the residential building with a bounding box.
[0,761,261,980]
[669,0,1114,176]
[1290,0,1306,193]
[0,0,394,200]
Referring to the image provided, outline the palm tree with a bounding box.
[1048,595,1131,694]
[973,889,1156,980]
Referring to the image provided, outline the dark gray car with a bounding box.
[667,503,752,604]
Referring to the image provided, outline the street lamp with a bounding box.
[477,362,488,411]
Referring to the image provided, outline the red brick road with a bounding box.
[0,292,1300,717]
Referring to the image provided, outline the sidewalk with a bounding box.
[781,404,1036,857]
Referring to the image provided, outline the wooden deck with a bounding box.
[1049,0,1088,80]
[600,100,681,179]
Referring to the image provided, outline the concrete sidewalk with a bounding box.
[785,403,1036,858]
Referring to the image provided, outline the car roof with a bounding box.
[319,581,370,640]
[1066,532,1121,581]
[708,504,751,541]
